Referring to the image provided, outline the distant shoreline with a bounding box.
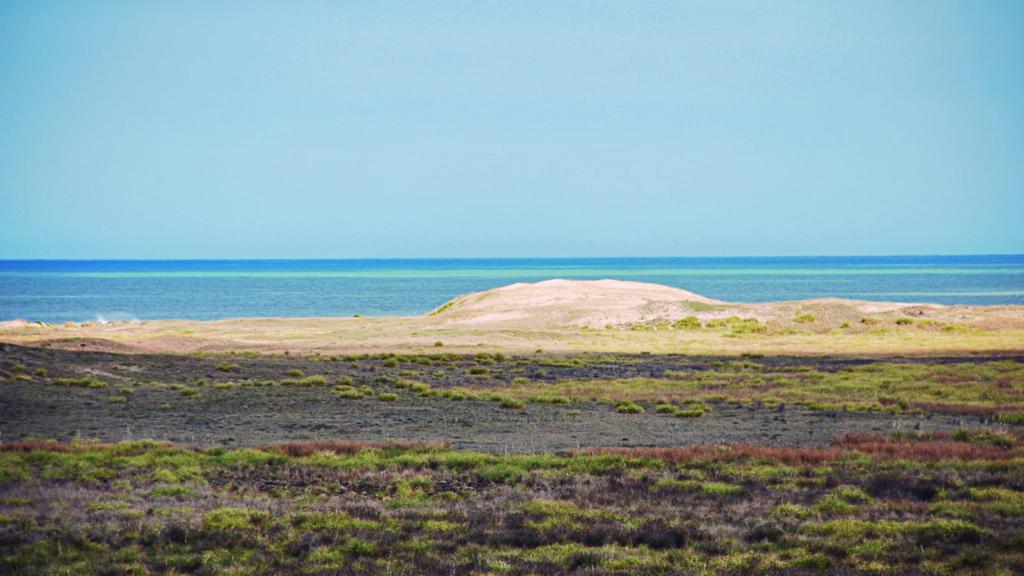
[2,279,1022,357]
[2,255,1023,323]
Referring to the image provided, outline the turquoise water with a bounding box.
[1,256,1022,322]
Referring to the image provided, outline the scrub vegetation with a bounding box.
[1,432,1023,575]
[4,347,1023,421]
[3,343,1024,574]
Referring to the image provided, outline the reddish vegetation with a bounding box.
[576,432,1023,464]
[266,439,447,457]
[834,432,1023,460]
[576,445,845,465]
[0,439,78,453]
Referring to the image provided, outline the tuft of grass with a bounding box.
[203,507,270,531]
[53,376,108,388]
[499,397,526,410]
[672,316,702,330]
[614,400,644,414]
[334,386,366,399]
[378,392,399,401]
[701,481,742,495]
[285,369,304,377]
[793,314,816,324]
[215,362,240,373]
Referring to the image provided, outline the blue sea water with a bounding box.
[1,256,1022,323]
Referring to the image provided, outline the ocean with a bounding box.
[1,255,1022,323]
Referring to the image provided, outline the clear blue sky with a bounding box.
[1,1,1022,258]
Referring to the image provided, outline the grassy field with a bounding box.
[2,433,1023,575]
[5,347,1023,422]
[451,358,1024,419]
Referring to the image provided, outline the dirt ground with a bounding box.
[1,344,1009,452]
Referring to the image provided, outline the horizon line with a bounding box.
[1,253,1023,263]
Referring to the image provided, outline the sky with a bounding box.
[1,1,1022,259]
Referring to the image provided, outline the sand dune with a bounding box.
[432,279,722,327]
[431,279,1024,330]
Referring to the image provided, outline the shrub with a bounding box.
[434,341,443,347]
[150,484,194,497]
[655,404,677,414]
[672,316,702,330]
[285,369,303,377]
[468,367,489,376]
[203,507,269,531]
[534,395,571,405]
[33,368,48,377]
[499,397,525,410]
[896,317,914,326]
[215,363,240,373]
[378,392,399,401]
[614,401,644,414]
[334,386,365,399]
[298,375,328,386]
[832,485,873,504]
[793,314,815,324]
[383,358,398,367]
[409,382,431,395]
[701,482,742,495]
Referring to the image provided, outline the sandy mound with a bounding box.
[429,279,1024,330]
[432,279,723,327]
[0,319,30,328]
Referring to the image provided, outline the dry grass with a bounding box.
[268,439,447,457]
[3,311,1022,357]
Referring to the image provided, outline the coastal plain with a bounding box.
[2,280,1024,575]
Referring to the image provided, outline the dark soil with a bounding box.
[0,344,1001,452]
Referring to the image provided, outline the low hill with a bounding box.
[429,279,1024,331]
[430,279,722,327]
